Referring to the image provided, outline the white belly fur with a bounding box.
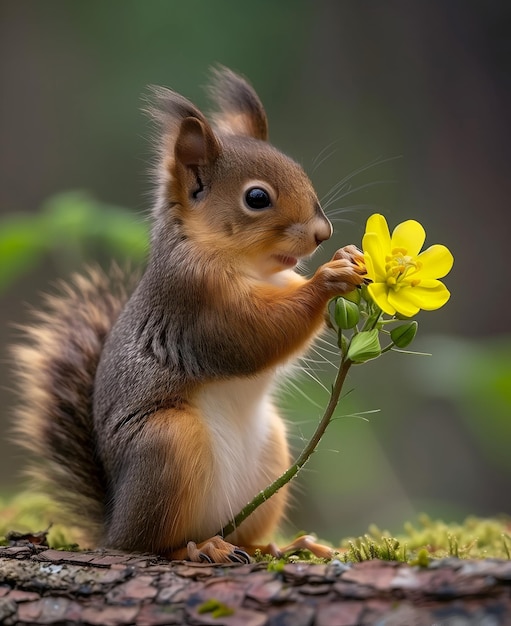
[191,370,284,539]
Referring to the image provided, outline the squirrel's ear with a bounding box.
[145,86,218,159]
[175,117,220,167]
[208,66,268,141]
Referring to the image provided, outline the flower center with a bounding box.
[385,248,422,291]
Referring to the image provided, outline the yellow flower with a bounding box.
[362,214,454,317]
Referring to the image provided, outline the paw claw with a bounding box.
[187,536,251,564]
[229,548,251,564]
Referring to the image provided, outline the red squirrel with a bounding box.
[13,67,366,563]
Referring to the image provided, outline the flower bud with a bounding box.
[347,329,381,363]
[334,297,360,330]
[390,321,418,348]
[343,288,361,305]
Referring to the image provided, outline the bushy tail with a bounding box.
[12,266,136,542]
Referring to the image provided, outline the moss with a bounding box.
[197,599,235,618]
[1,491,510,562]
[0,492,82,550]
[340,536,406,563]
[338,514,511,562]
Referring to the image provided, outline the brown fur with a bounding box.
[13,68,365,561]
[12,266,138,544]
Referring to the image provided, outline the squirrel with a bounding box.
[12,67,366,563]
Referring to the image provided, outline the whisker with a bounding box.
[311,139,340,169]
[309,346,336,368]
[301,357,330,366]
[300,367,330,393]
[312,147,339,173]
[323,180,397,211]
[300,358,327,375]
[329,217,358,226]
[325,178,397,202]
[326,154,403,185]
[316,336,339,351]
[302,358,330,370]
[326,203,378,217]
[311,345,339,356]
[321,154,402,202]
[282,379,323,409]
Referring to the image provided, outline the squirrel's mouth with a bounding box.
[273,254,299,268]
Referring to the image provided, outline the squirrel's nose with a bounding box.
[313,216,333,246]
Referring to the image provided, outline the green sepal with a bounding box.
[347,328,381,363]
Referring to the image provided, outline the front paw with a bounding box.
[332,244,365,269]
[187,536,251,564]
[314,245,366,296]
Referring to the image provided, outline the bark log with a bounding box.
[1,544,511,625]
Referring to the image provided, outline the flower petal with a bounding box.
[416,244,454,279]
[363,251,376,282]
[365,214,391,253]
[387,290,420,317]
[390,220,425,257]
[362,234,386,281]
[391,281,451,313]
[368,282,396,315]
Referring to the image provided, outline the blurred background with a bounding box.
[1,1,510,543]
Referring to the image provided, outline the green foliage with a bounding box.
[0,191,149,292]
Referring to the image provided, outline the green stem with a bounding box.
[381,343,395,354]
[220,356,353,538]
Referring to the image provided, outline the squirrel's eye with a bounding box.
[244,187,272,210]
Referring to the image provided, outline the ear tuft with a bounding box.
[208,66,268,141]
[175,117,220,167]
[144,85,207,131]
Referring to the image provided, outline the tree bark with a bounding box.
[1,544,511,625]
